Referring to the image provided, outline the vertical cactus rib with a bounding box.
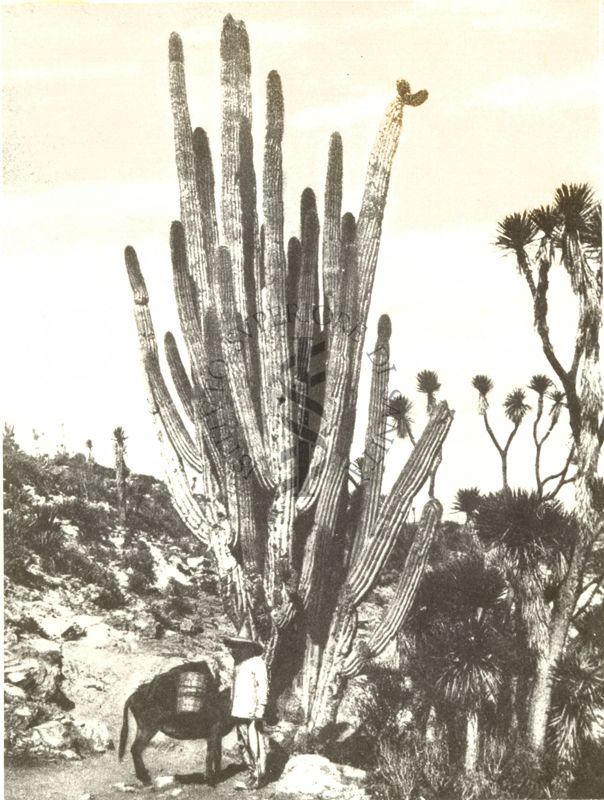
[213,246,272,489]
[296,213,359,513]
[322,133,343,318]
[346,401,453,604]
[170,222,225,487]
[164,332,194,423]
[169,34,210,323]
[192,128,220,275]
[220,14,254,328]
[262,69,295,481]
[348,314,392,567]
[342,498,443,676]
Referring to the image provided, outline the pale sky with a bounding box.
[2,0,601,515]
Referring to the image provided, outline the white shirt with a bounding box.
[230,655,268,719]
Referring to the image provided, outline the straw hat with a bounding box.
[223,619,263,655]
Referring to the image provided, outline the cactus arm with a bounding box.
[144,351,206,474]
[356,82,427,310]
[169,34,210,324]
[295,213,358,513]
[342,498,442,676]
[346,401,453,604]
[170,222,227,486]
[192,128,220,277]
[348,314,392,567]
[261,70,294,477]
[164,332,194,423]
[220,14,254,327]
[124,245,210,543]
[322,132,343,317]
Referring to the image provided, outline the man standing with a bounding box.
[224,621,268,790]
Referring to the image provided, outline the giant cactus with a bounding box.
[124,15,453,734]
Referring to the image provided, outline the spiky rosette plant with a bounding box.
[472,374,493,414]
[549,647,604,767]
[123,15,453,736]
[387,392,415,443]
[452,487,482,527]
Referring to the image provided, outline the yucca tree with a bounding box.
[476,489,579,758]
[387,392,416,443]
[471,377,530,489]
[496,183,603,761]
[123,15,452,736]
[85,438,94,463]
[113,426,128,525]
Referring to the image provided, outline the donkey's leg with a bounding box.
[131,724,157,786]
[206,725,222,786]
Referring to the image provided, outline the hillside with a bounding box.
[3,432,379,800]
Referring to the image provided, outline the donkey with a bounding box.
[118,661,233,786]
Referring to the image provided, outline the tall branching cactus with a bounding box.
[124,15,453,733]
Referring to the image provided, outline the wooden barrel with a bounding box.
[176,670,206,714]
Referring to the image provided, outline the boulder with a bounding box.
[9,714,114,760]
[274,754,368,799]
[335,675,376,741]
[73,717,114,754]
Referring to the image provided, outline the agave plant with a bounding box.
[417,370,441,413]
[549,646,604,766]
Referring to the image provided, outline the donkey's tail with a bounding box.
[118,697,130,761]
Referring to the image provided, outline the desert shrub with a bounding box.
[127,570,151,596]
[94,576,126,610]
[58,496,112,543]
[163,577,195,615]
[123,540,156,587]
[369,729,450,800]
[3,436,51,497]
[61,547,107,585]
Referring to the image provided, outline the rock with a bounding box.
[156,775,175,788]
[4,684,27,701]
[274,754,368,799]
[30,719,70,749]
[62,623,87,641]
[335,675,376,741]
[73,717,114,753]
[112,783,136,793]
[170,790,183,797]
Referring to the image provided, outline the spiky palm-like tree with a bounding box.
[476,489,579,757]
[387,392,416,443]
[113,427,128,525]
[496,183,602,761]
[85,438,94,463]
[471,378,529,490]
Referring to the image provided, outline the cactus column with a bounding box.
[125,14,453,735]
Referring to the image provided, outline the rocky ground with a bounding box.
[4,442,373,800]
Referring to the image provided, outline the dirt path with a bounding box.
[5,743,270,800]
[5,594,283,800]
